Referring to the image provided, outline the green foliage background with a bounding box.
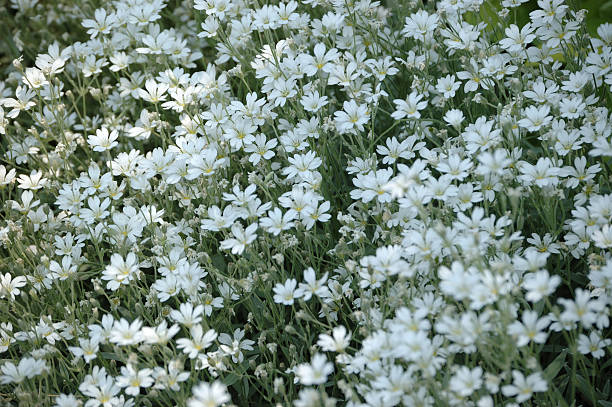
[577,0,612,33]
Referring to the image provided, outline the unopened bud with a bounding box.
[13,57,23,70]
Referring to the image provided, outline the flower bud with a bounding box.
[12,57,23,70]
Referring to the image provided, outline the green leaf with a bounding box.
[601,356,612,370]
[541,344,567,353]
[558,375,570,393]
[212,253,226,272]
[598,401,612,407]
[222,373,240,387]
[544,350,567,381]
[0,15,20,58]
[575,374,603,405]
[242,377,250,399]
[600,0,612,12]
[100,352,122,362]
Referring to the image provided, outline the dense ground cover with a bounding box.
[0,0,611,406]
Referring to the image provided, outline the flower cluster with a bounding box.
[0,0,611,405]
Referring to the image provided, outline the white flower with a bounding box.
[218,328,254,363]
[559,95,585,119]
[170,303,204,328]
[109,318,144,346]
[116,364,154,396]
[295,353,333,385]
[199,16,220,38]
[577,331,611,359]
[501,371,548,403]
[17,170,47,190]
[138,79,169,103]
[438,262,479,301]
[476,149,512,176]
[436,154,473,181]
[593,224,612,248]
[187,381,231,407]
[436,74,460,98]
[350,168,393,203]
[269,77,298,107]
[87,128,118,152]
[23,67,48,89]
[78,373,120,406]
[141,321,180,345]
[402,10,439,41]
[109,52,131,71]
[522,270,561,302]
[499,23,535,52]
[283,151,322,180]
[0,357,47,384]
[376,136,423,164]
[588,261,612,291]
[273,278,300,305]
[220,223,258,255]
[101,253,141,291]
[88,314,114,345]
[299,43,340,76]
[260,208,296,236]
[0,273,27,300]
[443,109,465,128]
[558,289,600,328]
[53,394,81,407]
[300,90,329,112]
[392,91,427,120]
[244,134,277,165]
[0,165,16,186]
[297,267,329,301]
[507,311,550,346]
[68,338,99,363]
[317,326,351,353]
[518,158,561,188]
[201,205,239,232]
[81,8,116,38]
[81,55,107,77]
[334,100,369,134]
[449,366,483,397]
[517,105,551,132]
[185,148,225,178]
[302,200,331,230]
[526,232,561,254]
[561,71,590,93]
[176,325,217,359]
